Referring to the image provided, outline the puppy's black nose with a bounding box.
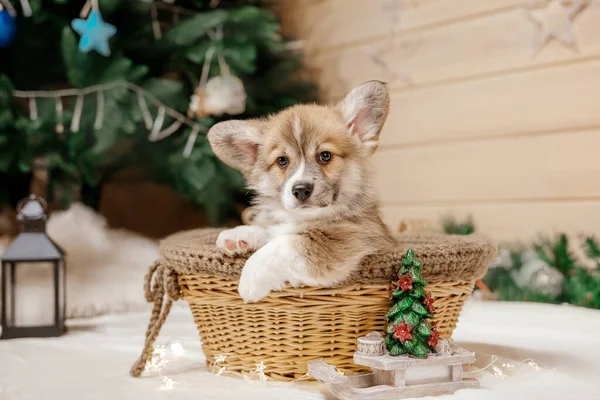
[292,182,313,201]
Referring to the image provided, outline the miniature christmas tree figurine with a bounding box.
[308,249,479,397]
[385,249,439,358]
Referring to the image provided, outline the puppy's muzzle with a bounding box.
[292,181,313,202]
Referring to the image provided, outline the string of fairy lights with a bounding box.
[145,339,312,390]
[145,338,547,391]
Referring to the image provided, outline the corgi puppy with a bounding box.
[207,80,396,302]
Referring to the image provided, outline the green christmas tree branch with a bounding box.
[0,0,318,224]
[442,217,600,310]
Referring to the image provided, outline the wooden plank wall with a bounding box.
[280,0,600,243]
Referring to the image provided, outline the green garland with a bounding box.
[443,217,600,310]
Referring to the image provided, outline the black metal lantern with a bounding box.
[1,195,66,339]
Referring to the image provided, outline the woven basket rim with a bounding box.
[157,228,497,285]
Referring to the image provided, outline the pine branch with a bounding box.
[442,215,475,235]
[583,236,600,265]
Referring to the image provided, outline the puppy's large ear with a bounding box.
[336,80,389,153]
[207,119,264,174]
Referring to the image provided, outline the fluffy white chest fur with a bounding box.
[0,204,158,324]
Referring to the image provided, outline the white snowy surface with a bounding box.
[1,300,600,400]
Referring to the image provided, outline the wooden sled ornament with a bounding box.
[308,332,479,400]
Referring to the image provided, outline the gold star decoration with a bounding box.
[524,0,589,55]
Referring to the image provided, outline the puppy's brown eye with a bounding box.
[277,156,289,168]
[318,151,332,164]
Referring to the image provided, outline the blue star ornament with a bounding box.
[71,10,116,57]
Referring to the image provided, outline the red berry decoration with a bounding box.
[397,274,414,292]
[423,293,435,314]
[428,328,440,348]
[392,321,413,344]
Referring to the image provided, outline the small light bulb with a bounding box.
[170,342,185,358]
[215,354,227,363]
[527,361,540,371]
[255,361,266,374]
[160,377,179,391]
[492,365,506,379]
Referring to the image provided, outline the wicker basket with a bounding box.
[130,228,496,381]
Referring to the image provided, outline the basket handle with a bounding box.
[130,260,181,377]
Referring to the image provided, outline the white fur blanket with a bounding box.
[0,203,159,322]
[1,301,599,400]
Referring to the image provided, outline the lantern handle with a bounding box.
[16,194,48,214]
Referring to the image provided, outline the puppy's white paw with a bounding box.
[237,243,287,303]
[216,225,268,256]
